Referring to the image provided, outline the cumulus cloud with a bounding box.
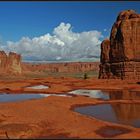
[1,22,103,62]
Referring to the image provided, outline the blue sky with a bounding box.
[0,1,139,61]
[0,1,139,42]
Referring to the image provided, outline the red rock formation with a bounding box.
[110,10,140,62]
[0,51,22,75]
[100,39,110,63]
[0,51,8,73]
[99,39,112,79]
[8,52,22,74]
[99,63,113,79]
[99,10,140,80]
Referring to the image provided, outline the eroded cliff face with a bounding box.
[100,39,110,63]
[99,10,140,80]
[110,10,140,62]
[0,51,22,75]
[0,51,8,73]
[8,52,22,74]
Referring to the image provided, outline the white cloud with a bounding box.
[1,22,103,61]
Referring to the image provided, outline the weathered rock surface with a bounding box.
[0,51,22,75]
[8,52,22,74]
[110,10,140,62]
[99,10,140,80]
[0,51,8,73]
[100,39,110,63]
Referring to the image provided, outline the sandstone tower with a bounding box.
[0,51,22,75]
[99,10,140,80]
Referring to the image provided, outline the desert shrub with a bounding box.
[84,73,88,79]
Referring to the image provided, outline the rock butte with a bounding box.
[0,51,22,75]
[99,10,140,80]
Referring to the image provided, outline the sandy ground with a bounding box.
[0,77,140,139]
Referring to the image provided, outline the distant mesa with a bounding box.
[0,51,22,75]
[0,49,99,76]
[99,10,140,80]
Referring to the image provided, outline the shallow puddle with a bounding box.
[69,89,140,100]
[74,103,140,128]
[26,85,49,89]
[69,90,109,99]
[0,93,71,103]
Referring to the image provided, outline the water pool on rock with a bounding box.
[74,103,140,128]
[69,89,140,100]
[0,93,71,103]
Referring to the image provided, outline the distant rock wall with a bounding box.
[0,51,99,75]
[22,62,99,73]
[0,51,22,75]
[99,10,140,80]
[0,51,8,73]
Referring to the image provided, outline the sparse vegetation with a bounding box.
[84,73,88,79]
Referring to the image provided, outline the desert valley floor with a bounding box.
[0,77,140,139]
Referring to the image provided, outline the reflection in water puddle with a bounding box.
[26,85,49,89]
[69,90,109,99]
[69,89,140,100]
[0,93,71,103]
[108,90,140,100]
[74,103,140,128]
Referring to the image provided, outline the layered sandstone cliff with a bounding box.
[8,52,22,74]
[99,10,140,80]
[0,51,8,73]
[22,62,99,73]
[0,51,22,75]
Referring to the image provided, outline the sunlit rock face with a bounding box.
[0,51,22,75]
[0,51,8,73]
[99,10,140,79]
[100,39,110,64]
[8,52,22,74]
[110,10,140,62]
